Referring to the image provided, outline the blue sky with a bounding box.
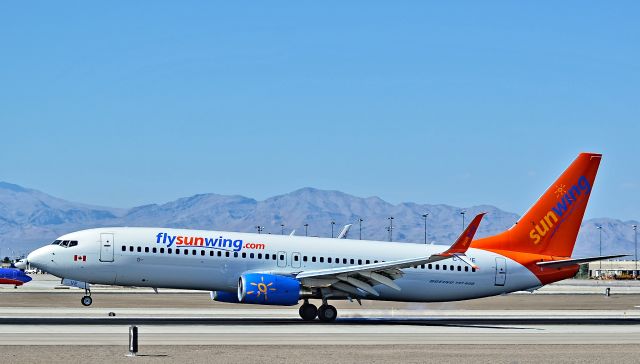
[1,2,639,220]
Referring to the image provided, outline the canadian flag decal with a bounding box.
[73,255,87,262]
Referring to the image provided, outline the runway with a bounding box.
[2,281,640,362]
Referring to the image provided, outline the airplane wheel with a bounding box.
[317,304,337,322]
[299,303,318,321]
[81,296,93,306]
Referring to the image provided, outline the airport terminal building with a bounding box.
[588,260,639,279]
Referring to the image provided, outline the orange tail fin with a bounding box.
[472,153,602,257]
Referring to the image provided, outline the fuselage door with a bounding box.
[99,233,114,262]
[277,251,287,268]
[495,257,506,286]
[291,252,301,268]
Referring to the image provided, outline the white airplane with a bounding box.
[21,153,624,322]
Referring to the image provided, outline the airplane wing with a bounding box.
[536,254,628,269]
[294,213,486,297]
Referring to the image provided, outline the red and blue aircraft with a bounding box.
[0,268,32,286]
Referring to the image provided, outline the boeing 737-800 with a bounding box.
[20,153,624,322]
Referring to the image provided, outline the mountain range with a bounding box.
[0,181,637,259]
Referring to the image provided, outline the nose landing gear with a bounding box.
[81,286,92,306]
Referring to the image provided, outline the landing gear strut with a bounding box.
[81,286,92,306]
[299,300,318,321]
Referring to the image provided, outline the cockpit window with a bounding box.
[68,241,78,247]
[51,240,62,245]
[60,240,70,247]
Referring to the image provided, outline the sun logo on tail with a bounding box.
[554,184,567,199]
[247,276,276,301]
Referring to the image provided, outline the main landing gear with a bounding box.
[298,299,338,322]
[81,286,92,306]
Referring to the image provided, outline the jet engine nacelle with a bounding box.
[237,273,300,306]
[210,290,240,303]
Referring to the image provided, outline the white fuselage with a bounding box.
[27,227,543,302]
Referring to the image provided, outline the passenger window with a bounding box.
[374,260,379,263]
[225,251,230,257]
[327,257,332,263]
[184,249,189,255]
[303,256,308,262]
[122,246,126,252]
[137,247,141,253]
[210,251,214,257]
[319,257,324,263]
[279,254,284,260]
[129,246,134,252]
[250,253,254,259]
[472,267,476,272]
[312,257,316,262]
[366,260,370,265]
[443,265,447,271]
[350,259,354,264]
[168,248,172,254]
[450,265,454,271]
[464,266,469,272]
[435,264,439,270]
[294,255,299,261]
[234,252,239,258]
[343,258,347,264]
[191,249,196,255]
[176,249,180,254]
[358,259,362,265]
[258,253,262,259]
[160,248,165,254]
[152,247,157,253]
[242,252,247,258]
[457,266,461,271]
[421,264,425,269]
[218,251,222,257]
[201,250,205,256]
[272,254,277,260]
[144,247,149,253]
[428,264,432,269]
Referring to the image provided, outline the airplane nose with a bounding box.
[14,259,27,269]
[26,246,51,270]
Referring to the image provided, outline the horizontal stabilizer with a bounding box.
[536,254,628,269]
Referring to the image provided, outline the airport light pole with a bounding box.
[633,224,638,279]
[255,226,264,234]
[281,224,285,235]
[460,210,466,231]
[331,221,335,238]
[388,216,394,242]
[304,223,308,237]
[597,225,602,276]
[422,213,429,244]
[359,218,363,240]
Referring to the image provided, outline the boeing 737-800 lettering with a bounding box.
[20,153,624,322]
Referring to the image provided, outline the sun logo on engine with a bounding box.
[554,184,567,199]
[247,276,276,301]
